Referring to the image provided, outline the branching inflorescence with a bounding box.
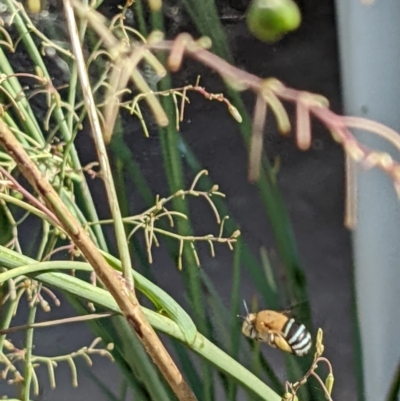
[114,170,239,268]
[1,337,113,395]
[71,1,400,231]
[159,36,400,228]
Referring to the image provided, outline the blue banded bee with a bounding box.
[240,304,312,356]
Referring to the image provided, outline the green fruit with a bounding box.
[246,0,302,43]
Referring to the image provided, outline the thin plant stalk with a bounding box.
[62,0,133,287]
[22,303,37,400]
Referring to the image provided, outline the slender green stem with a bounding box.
[64,0,133,287]
[228,239,242,401]
[22,302,37,401]
[35,221,50,261]
[0,299,16,352]
[134,0,148,36]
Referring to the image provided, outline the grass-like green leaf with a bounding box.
[0,246,197,346]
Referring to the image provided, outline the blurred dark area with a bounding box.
[2,0,354,400]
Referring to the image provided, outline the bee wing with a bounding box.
[281,300,309,319]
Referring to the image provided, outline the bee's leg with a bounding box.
[255,331,278,349]
[268,331,293,354]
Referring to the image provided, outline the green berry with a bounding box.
[246,0,302,43]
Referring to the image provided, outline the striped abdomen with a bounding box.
[282,318,312,356]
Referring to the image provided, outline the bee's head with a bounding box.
[240,313,258,339]
[237,300,258,339]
